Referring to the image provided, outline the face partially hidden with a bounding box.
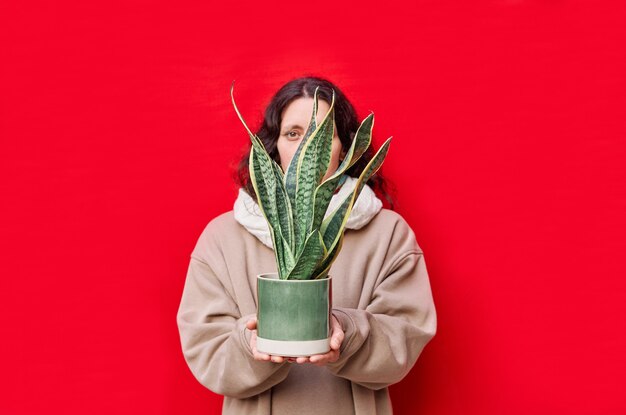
[277,97,344,181]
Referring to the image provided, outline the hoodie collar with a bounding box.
[233,176,382,249]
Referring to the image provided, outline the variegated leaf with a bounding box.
[249,150,290,276]
[233,83,292,278]
[321,137,392,254]
[249,147,288,276]
[286,230,325,280]
[250,138,279,225]
[346,112,375,169]
[271,159,294,252]
[313,232,344,280]
[286,88,326,251]
[285,86,321,208]
[294,90,336,252]
[310,113,375,232]
[280,233,295,277]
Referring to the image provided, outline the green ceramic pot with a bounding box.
[256,273,332,357]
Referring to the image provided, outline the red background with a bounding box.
[1,1,625,414]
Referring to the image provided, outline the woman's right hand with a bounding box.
[246,318,304,364]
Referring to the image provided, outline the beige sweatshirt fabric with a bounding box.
[177,209,437,414]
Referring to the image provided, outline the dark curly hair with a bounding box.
[233,75,395,209]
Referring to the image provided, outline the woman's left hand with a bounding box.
[297,313,344,366]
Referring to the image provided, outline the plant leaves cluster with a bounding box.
[231,82,391,280]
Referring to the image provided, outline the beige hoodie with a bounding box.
[176,208,437,414]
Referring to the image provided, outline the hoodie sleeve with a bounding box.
[177,251,291,399]
[325,220,437,390]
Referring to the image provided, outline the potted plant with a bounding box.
[230,82,391,357]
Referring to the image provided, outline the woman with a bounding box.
[177,76,437,415]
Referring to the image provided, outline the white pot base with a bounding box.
[256,336,331,357]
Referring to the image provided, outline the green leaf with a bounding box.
[321,137,392,257]
[250,146,286,277]
[233,82,292,278]
[313,232,344,280]
[293,90,336,252]
[345,112,375,170]
[249,139,279,226]
[280,233,295,275]
[310,113,375,232]
[271,159,294,253]
[286,231,325,280]
[285,87,320,208]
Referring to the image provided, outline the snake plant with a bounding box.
[230,82,391,280]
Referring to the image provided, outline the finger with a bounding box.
[308,353,321,363]
[329,316,344,350]
[331,314,343,331]
[246,318,257,330]
[251,340,271,361]
[296,356,309,364]
[309,352,330,364]
[330,331,344,350]
[253,349,271,361]
[270,355,285,363]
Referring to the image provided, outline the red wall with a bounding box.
[2,1,625,414]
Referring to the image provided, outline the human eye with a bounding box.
[285,130,301,140]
